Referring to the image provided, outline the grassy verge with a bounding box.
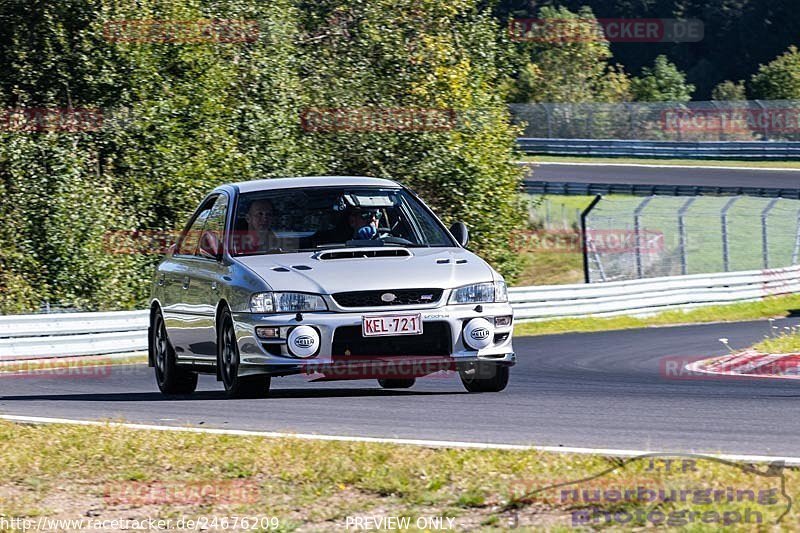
[520,155,800,168]
[754,325,800,353]
[0,420,797,531]
[514,294,800,337]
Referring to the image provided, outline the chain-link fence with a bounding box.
[585,195,800,283]
[510,100,800,142]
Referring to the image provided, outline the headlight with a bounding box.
[449,281,508,304]
[250,292,327,313]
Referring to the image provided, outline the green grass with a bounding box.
[754,325,800,354]
[514,294,800,337]
[520,154,800,168]
[0,420,797,530]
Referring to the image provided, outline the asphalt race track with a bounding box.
[528,162,800,189]
[2,318,800,457]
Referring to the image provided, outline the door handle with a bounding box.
[157,273,165,286]
[182,276,190,289]
[211,281,218,291]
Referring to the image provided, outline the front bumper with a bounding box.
[232,302,515,377]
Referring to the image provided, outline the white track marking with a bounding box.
[516,161,800,172]
[2,414,799,465]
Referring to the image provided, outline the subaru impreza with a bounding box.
[148,176,514,397]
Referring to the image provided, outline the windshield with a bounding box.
[230,187,454,255]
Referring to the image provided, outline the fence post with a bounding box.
[793,208,800,265]
[545,104,553,138]
[625,103,634,138]
[633,197,654,279]
[721,196,740,272]
[581,195,603,283]
[678,197,696,275]
[754,100,769,140]
[761,198,780,269]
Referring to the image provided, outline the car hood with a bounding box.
[235,247,496,294]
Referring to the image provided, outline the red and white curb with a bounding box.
[686,349,800,380]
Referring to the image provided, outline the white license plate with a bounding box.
[362,314,423,337]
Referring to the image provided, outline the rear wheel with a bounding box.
[377,378,416,389]
[152,311,198,395]
[459,363,509,393]
[218,309,270,398]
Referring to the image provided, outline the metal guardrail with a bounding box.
[0,266,797,359]
[523,180,800,199]
[0,311,148,360]
[510,265,800,321]
[516,138,800,160]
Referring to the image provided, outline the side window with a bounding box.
[176,197,216,256]
[197,195,228,258]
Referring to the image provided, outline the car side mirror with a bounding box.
[198,231,222,260]
[450,221,469,247]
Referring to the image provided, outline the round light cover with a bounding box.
[463,318,493,350]
[287,325,319,358]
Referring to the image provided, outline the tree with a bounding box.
[751,46,800,100]
[298,0,527,280]
[711,80,746,101]
[631,55,694,102]
[509,6,631,103]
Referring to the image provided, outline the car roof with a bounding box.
[224,176,402,194]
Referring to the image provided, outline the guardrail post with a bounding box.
[581,195,603,283]
[721,196,740,272]
[761,198,780,269]
[677,197,696,275]
[633,197,654,279]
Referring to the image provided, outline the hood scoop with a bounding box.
[317,248,412,260]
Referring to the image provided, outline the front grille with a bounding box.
[332,322,451,356]
[332,288,443,308]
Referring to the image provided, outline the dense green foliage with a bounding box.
[508,6,631,103]
[750,46,800,100]
[495,0,800,100]
[630,55,694,102]
[0,0,526,312]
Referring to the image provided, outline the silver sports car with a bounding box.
[148,176,515,397]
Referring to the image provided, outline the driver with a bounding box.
[242,198,280,252]
[348,208,381,240]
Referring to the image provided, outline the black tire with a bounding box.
[151,310,198,395]
[377,378,416,389]
[218,309,270,398]
[458,363,509,393]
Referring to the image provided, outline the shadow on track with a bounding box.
[0,387,466,402]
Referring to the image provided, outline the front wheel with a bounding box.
[151,310,198,395]
[218,309,270,398]
[459,363,509,393]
